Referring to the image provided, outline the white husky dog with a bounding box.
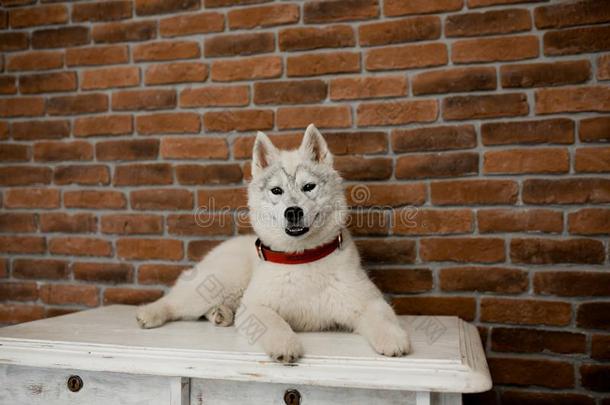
[136,124,410,363]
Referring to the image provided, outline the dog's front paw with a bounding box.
[135,303,167,329]
[369,323,410,357]
[264,333,304,363]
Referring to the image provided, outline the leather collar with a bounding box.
[255,233,342,265]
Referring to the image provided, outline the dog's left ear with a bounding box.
[299,124,333,166]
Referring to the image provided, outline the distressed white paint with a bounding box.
[0,305,490,404]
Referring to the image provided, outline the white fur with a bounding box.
[136,124,410,362]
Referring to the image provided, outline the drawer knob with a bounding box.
[67,375,83,392]
[284,389,301,405]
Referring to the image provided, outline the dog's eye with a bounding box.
[302,183,316,192]
[270,187,283,195]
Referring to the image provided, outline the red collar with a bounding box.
[255,234,342,265]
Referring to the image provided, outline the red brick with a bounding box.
[32,26,89,49]
[535,1,610,29]
[599,53,610,80]
[535,271,610,297]
[138,264,189,286]
[205,0,269,6]
[469,0,545,8]
[101,214,163,235]
[160,12,225,38]
[279,25,355,52]
[136,112,200,135]
[357,99,438,126]
[0,75,16,95]
[384,0,462,16]
[366,43,447,71]
[452,35,538,63]
[228,4,298,29]
[492,328,586,355]
[510,238,605,264]
[482,298,572,326]
[205,32,273,58]
[92,21,156,43]
[0,304,44,325]
[345,183,426,207]
[420,237,505,263]
[104,288,163,305]
[580,117,610,143]
[478,208,562,234]
[161,137,228,160]
[544,25,610,56]
[0,144,29,161]
[569,208,610,235]
[481,118,574,145]
[12,259,68,280]
[9,4,68,28]
[334,156,392,180]
[145,62,208,85]
[66,45,128,66]
[0,213,36,233]
[575,147,610,173]
[40,284,99,307]
[412,67,496,95]
[304,0,379,23]
[0,97,45,118]
[198,187,248,210]
[72,1,133,22]
[396,152,477,179]
[369,268,432,294]
[348,210,389,236]
[441,266,527,293]
[537,86,610,114]
[444,93,528,120]
[112,89,176,111]
[356,239,416,264]
[7,51,63,72]
[113,163,172,186]
[277,106,351,129]
[431,179,518,205]
[135,0,199,15]
[211,56,281,82]
[187,240,222,261]
[131,189,193,210]
[5,188,59,208]
[81,66,139,90]
[392,296,476,321]
[0,281,38,301]
[34,141,93,162]
[40,213,97,233]
[592,335,610,360]
[580,364,610,392]
[74,115,132,137]
[0,236,45,254]
[488,358,574,389]
[73,262,133,284]
[204,109,273,132]
[255,80,327,105]
[49,237,112,257]
[116,238,183,261]
[48,93,108,115]
[523,178,610,204]
[330,76,406,100]
[484,148,569,174]
[501,60,591,88]
[359,16,440,46]
[64,190,127,209]
[392,125,475,152]
[446,9,531,37]
[287,52,360,77]
[167,213,232,236]
[0,166,51,186]
[134,41,200,62]
[578,302,610,330]
[394,209,472,235]
[0,32,28,52]
[96,139,159,161]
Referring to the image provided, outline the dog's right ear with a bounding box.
[252,131,278,177]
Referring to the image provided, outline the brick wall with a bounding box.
[0,0,609,402]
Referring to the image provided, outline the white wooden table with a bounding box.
[0,305,491,405]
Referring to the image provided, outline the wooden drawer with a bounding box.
[0,365,187,405]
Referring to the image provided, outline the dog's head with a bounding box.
[248,124,347,252]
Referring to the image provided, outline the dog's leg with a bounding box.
[354,298,410,356]
[205,304,234,327]
[237,304,303,363]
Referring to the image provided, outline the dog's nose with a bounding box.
[284,206,303,224]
